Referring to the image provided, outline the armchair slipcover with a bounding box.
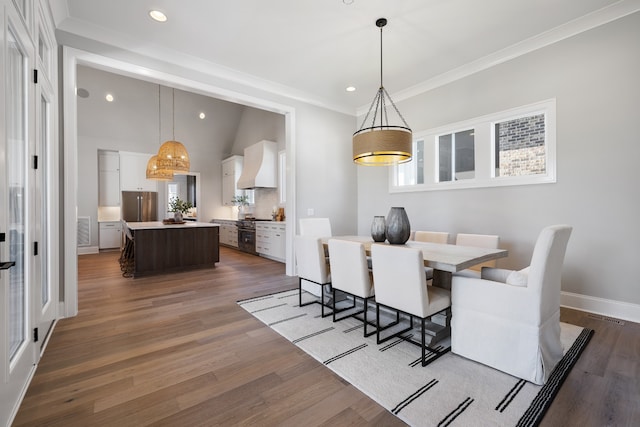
[451,225,572,385]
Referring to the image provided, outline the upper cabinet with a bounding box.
[98,150,120,206]
[119,151,157,192]
[222,155,244,206]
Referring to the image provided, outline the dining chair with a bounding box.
[294,235,332,317]
[413,231,450,280]
[371,243,452,366]
[451,225,572,385]
[454,233,500,278]
[298,218,332,298]
[328,239,376,337]
[414,231,450,244]
[299,217,332,238]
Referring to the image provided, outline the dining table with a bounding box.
[321,236,509,346]
[322,235,508,290]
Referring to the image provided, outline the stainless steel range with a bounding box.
[237,219,271,255]
[237,219,258,254]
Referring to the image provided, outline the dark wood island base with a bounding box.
[123,221,220,277]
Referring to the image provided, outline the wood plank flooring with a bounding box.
[12,248,640,426]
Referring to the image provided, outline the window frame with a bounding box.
[390,99,556,193]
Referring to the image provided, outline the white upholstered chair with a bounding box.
[451,225,573,385]
[299,218,332,297]
[371,244,451,366]
[414,231,450,244]
[454,233,500,278]
[413,231,450,280]
[295,236,332,317]
[299,218,332,238]
[328,239,376,337]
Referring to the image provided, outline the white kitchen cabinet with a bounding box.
[222,156,243,206]
[119,151,157,192]
[99,221,122,249]
[216,219,238,248]
[98,151,120,206]
[256,222,285,262]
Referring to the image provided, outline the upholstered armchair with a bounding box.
[450,225,572,385]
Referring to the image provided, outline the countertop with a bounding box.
[126,221,220,230]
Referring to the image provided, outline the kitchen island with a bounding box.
[121,221,219,277]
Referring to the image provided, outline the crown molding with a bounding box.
[359,0,640,115]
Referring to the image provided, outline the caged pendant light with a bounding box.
[156,88,190,174]
[146,85,174,181]
[353,18,412,166]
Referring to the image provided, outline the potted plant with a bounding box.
[232,195,250,218]
[168,197,193,222]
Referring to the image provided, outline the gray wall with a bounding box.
[358,13,640,306]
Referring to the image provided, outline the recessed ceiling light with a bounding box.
[105,93,114,102]
[199,112,206,119]
[149,10,167,22]
[346,86,356,92]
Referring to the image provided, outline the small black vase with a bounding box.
[385,207,411,244]
[371,216,386,242]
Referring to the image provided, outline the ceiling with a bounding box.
[51,0,637,114]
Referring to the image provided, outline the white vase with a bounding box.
[174,212,183,222]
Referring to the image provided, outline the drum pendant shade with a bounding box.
[353,18,412,166]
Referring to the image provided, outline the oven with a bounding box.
[237,220,257,254]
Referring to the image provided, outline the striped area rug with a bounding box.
[238,289,593,427]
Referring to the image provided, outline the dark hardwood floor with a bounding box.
[12,248,640,426]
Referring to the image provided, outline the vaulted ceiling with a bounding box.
[50,0,638,113]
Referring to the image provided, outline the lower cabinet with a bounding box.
[216,219,238,248]
[256,222,285,262]
[99,221,122,249]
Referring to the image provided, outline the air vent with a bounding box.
[586,313,625,325]
[77,216,91,247]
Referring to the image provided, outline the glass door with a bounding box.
[0,7,37,425]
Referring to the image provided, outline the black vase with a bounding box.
[385,207,411,244]
[371,216,386,242]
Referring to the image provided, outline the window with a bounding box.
[396,140,424,186]
[494,114,545,177]
[391,99,555,192]
[437,129,475,182]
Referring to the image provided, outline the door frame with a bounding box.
[61,47,297,316]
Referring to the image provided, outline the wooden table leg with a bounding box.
[432,269,452,290]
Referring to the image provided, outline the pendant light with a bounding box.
[146,85,174,180]
[353,18,412,166]
[156,88,190,174]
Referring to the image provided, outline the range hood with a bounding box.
[237,140,278,189]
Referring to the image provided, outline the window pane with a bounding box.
[396,140,423,186]
[415,140,424,184]
[7,29,27,360]
[495,114,546,177]
[455,129,475,180]
[438,134,452,182]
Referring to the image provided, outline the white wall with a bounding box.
[358,13,640,309]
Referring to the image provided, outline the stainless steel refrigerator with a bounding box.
[121,191,158,222]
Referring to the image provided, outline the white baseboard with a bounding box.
[561,291,640,324]
[77,246,99,255]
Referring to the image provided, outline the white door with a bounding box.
[0,4,38,424]
[33,13,57,354]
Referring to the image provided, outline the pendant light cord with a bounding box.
[172,88,176,141]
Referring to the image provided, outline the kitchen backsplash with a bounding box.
[252,188,282,219]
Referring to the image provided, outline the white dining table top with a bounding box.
[322,236,508,273]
